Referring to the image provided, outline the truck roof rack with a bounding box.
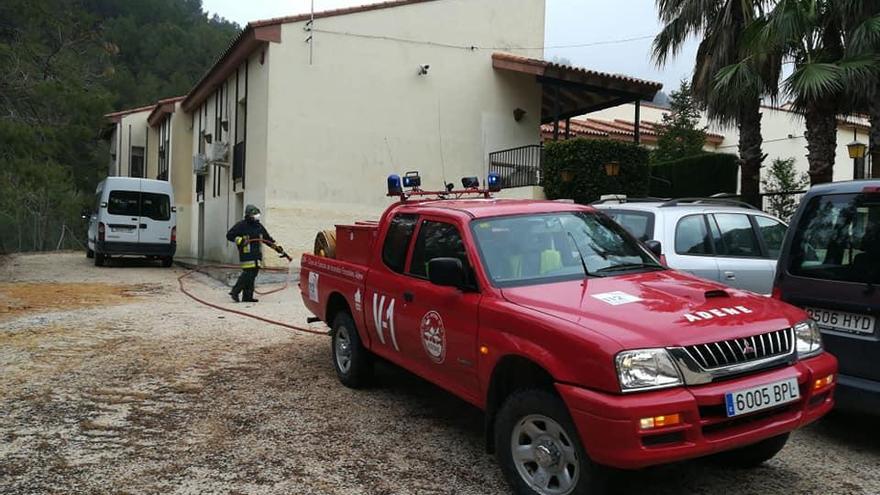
[591,196,670,205]
[658,197,759,210]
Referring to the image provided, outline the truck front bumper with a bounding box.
[557,352,837,470]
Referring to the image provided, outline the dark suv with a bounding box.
[773,180,880,414]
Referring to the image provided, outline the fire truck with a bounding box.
[300,172,837,495]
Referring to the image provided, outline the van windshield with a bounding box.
[107,191,171,221]
[471,211,663,287]
[789,192,880,284]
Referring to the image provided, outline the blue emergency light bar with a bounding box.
[487,172,502,192]
[387,174,402,195]
[386,171,502,199]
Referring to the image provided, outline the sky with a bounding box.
[201,0,699,93]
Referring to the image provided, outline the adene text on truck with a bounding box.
[299,172,837,495]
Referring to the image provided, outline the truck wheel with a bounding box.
[712,432,789,467]
[161,256,173,268]
[94,252,106,267]
[331,312,372,388]
[86,248,94,259]
[495,389,605,495]
[314,230,337,258]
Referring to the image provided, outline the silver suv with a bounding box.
[592,198,787,294]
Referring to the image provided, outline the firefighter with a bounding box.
[226,205,283,303]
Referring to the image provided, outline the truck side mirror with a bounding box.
[645,240,662,258]
[427,257,465,288]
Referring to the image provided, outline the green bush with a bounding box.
[543,139,650,204]
[650,153,739,198]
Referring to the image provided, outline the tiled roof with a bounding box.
[492,52,663,91]
[541,117,724,145]
[249,0,440,28]
[104,104,155,122]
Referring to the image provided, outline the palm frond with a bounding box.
[848,14,880,54]
[785,62,844,104]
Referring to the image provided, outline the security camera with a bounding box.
[417,64,430,75]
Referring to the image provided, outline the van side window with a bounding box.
[713,213,761,257]
[675,215,711,255]
[382,214,418,273]
[108,191,140,217]
[409,220,470,278]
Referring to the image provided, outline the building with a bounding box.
[589,102,873,189]
[104,105,153,178]
[539,117,725,150]
[104,0,662,263]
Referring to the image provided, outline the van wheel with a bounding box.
[331,312,372,389]
[495,389,605,495]
[86,249,94,259]
[161,257,173,268]
[711,433,789,467]
[94,253,106,267]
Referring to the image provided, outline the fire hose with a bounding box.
[176,238,328,335]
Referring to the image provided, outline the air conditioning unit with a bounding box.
[207,141,229,163]
[193,153,208,175]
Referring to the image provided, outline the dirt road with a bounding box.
[2,252,878,494]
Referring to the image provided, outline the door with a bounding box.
[137,184,173,246]
[669,214,721,283]
[398,218,481,400]
[103,188,141,245]
[711,213,775,293]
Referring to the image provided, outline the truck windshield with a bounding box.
[789,192,880,284]
[471,212,662,287]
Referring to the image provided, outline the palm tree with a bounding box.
[653,0,776,206]
[843,0,880,177]
[717,0,880,185]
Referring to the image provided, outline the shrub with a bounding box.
[762,157,808,221]
[649,153,739,198]
[543,139,650,204]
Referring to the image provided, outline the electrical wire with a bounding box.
[309,28,655,52]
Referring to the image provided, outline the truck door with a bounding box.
[397,217,481,402]
[103,188,141,246]
[138,183,174,247]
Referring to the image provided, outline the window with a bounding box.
[675,215,711,255]
[754,216,787,258]
[409,221,469,278]
[471,212,661,287]
[140,193,171,221]
[713,213,761,257]
[106,191,171,220]
[108,190,140,216]
[130,146,145,178]
[601,209,655,241]
[789,193,880,284]
[382,214,417,273]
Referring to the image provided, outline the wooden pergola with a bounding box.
[492,53,663,143]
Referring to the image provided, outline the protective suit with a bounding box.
[225,205,282,302]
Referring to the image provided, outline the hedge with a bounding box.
[649,153,739,198]
[543,139,650,204]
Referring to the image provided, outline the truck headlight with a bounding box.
[615,348,682,392]
[794,319,823,358]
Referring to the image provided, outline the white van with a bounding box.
[87,177,176,267]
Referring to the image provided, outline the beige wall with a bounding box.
[261,0,546,259]
[190,50,270,263]
[168,103,196,258]
[113,110,151,177]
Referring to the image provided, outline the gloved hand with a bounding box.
[235,236,246,246]
[273,244,284,254]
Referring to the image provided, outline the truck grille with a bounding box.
[684,328,793,370]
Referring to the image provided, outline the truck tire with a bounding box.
[161,256,173,268]
[86,248,94,259]
[331,311,372,388]
[495,389,605,495]
[711,432,789,467]
[314,230,337,258]
[94,252,106,267]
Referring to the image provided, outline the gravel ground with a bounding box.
[1,252,878,495]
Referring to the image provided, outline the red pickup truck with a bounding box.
[300,181,836,495]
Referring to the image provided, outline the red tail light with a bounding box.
[171,226,177,242]
[98,222,106,241]
[863,186,880,194]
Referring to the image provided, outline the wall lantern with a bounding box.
[513,108,527,122]
[604,161,621,177]
[847,140,867,159]
[560,169,575,182]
